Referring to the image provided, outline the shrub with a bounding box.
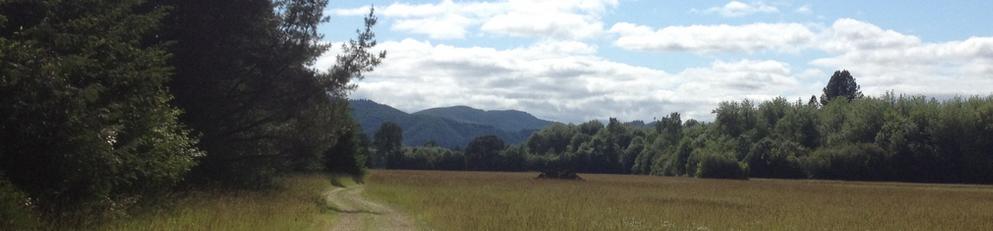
[803,143,888,180]
[746,138,806,179]
[694,154,749,180]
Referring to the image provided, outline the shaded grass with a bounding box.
[93,174,339,231]
[365,170,993,230]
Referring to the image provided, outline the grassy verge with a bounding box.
[95,174,339,231]
[365,170,993,230]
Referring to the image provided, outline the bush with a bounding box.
[694,154,748,179]
[746,138,806,179]
[803,143,888,180]
[0,0,200,220]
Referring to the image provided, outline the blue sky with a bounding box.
[316,0,993,122]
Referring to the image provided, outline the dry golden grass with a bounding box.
[364,170,993,230]
[95,174,343,231]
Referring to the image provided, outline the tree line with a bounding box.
[0,0,380,227]
[368,70,993,183]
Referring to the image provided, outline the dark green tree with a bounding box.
[147,0,383,186]
[621,136,646,174]
[465,135,506,171]
[526,123,574,155]
[374,122,403,168]
[820,70,863,105]
[325,113,368,177]
[0,0,199,219]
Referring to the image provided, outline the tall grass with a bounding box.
[365,170,993,230]
[94,174,338,231]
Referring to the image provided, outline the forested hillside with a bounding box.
[349,99,544,148]
[414,105,552,131]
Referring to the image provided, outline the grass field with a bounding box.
[94,174,344,231]
[364,170,993,230]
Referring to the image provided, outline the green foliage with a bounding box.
[526,123,575,155]
[820,70,863,105]
[621,136,646,174]
[374,122,403,169]
[325,112,368,177]
[683,137,736,178]
[802,143,888,180]
[529,152,581,179]
[498,144,529,171]
[745,138,806,178]
[577,120,604,135]
[370,91,993,184]
[694,153,748,179]
[1,0,381,226]
[714,100,759,138]
[772,101,819,148]
[0,0,199,220]
[149,0,382,186]
[366,89,993,184]
[393,146,464,170]
[465,135,506,171]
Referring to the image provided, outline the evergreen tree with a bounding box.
[146,0,384,186]
[820,70,863,105]
[0,0,199,219]
[325,112,368,176]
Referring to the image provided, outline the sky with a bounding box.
[315,0,993,123]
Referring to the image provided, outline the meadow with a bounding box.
[92,174,343,231]
[365,170,993,230]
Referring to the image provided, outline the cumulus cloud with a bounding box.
[695,1,778,17]
[811,18,993,96]
[329,0,617,40]
[315,39,810,122]
[609,22,815,53]
[609,18,993,97]
[321,2,993,123]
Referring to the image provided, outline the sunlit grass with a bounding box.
[95,174,340,231]
[365,170,993,230]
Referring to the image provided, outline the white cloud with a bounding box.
[811,18,993,96]
[315,39,810,122]
[695,1,779,17]
[322,4,993,122]
[330,7,371,16]
[609,22,815,53]
[329,0,617,40]
[479,0,616,40]
[817,18,921,53]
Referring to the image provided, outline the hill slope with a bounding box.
[413,106,552,132]
[349,100,546,148]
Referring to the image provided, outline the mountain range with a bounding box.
[348,99,554,148]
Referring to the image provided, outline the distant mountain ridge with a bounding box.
[413,105,552,132]
[348,99,554,148]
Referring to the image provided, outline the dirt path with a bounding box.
[325,186,414,231]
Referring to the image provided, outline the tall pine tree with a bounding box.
[147,0,384,186]
[820,70,863,105]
